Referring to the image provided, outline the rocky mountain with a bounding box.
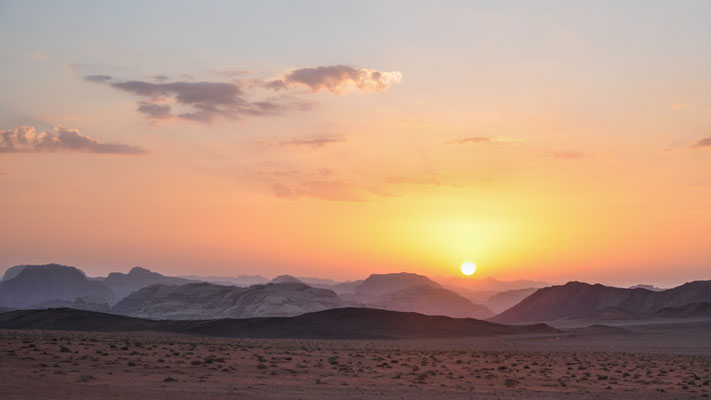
[367,285,493,319]
[0,307,558,339]
[181,274,269,287]
[490,280,711,323]
[628,284,665,291]
[270,275,303,284]
[111,281,350,320]
[652,302,711,318]
[355,272,440,299]
[99,266,196,301]
[485,288,539,314]
[348,273,493,319]
[0,264,115,308]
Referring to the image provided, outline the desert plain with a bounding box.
[2,319,710,400]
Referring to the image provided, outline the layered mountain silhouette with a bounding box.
[0,264,115,308]
[485,287,539,314]
[111,281,350,319]
[180,274,269,286]
[367,285,493,319]
[350,273,493,318]
[0,307,558,339]
[99,266,197,302]
[490,280,711,323]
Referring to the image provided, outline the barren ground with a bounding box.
[2,322,710,399]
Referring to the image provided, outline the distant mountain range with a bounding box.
[111,281,349,319]
[490,280,711,323]
[0,264,115,308]
[2,263,709,325]
[98,266,197,302]
[0,307,558,339]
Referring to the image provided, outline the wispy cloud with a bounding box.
[277,136,345,148]
[266,65,402,94]
[272,180,364,202]
[0,126,148,155]
[451,136,524,145]
[689,137,711,149]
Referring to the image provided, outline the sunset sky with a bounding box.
[1,1,710,287]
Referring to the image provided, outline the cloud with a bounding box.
[277,136,345,148]
[0,126,148,155]
[271,180,364,202]
[85,65,400,123]
[86,76,284,123]
[451,136,524,145]
[268,65,402,94]
[136,101,172,119]
[689,137,711,149]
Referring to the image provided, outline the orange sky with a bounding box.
[1,2,710,287]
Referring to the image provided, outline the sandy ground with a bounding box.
[1,324,710,399]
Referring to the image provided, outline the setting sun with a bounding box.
[460,262,476,276]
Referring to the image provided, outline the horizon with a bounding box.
[2,1,710,290]
[0,262,695,290]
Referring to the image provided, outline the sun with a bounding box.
[460,262,476,276]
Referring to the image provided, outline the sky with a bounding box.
[1,1,710,287]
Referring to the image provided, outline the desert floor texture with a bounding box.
[2,321,711,399]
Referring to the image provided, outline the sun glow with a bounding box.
[460,262,476,276]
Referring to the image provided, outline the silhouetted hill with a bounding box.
[485,288,539,314]
[355,272,440,299]
[490,280,711,323]
[111,282,350,319]
[0,307,558,339]
[100,266,197,302]
[367,285,493,319]
[270,275,303,284]
[0,264,115,308]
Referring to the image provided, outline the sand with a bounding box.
[1,323,710,399]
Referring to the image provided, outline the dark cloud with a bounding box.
[136,101,172,119]
[0,126,148,155]
[689,137,711,149]
[86,76,283,123]
[84,74,112,83]
[273,65,402,94]
[271,180,363,202]
[452,136,523,145]
[277,136,345,148]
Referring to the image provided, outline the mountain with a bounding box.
[0,264,115,308]
[99,266,197,302]
[270,274,303,284]
[652,302,711,318]
[355,272,440,299]
[490,280,711,323]
[367,285,493,319]
[628,284,665,291]
[111,281,350,319]
[0,307,558,339]
[485,288,539,314]
[327,280,364,295]
[180,274,269,287]
[433,276,549,294]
